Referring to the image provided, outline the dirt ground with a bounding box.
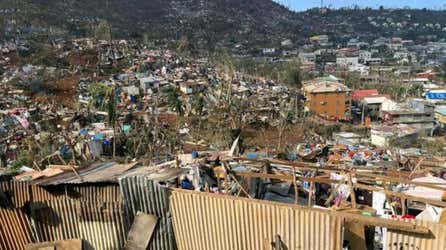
[33,75,80,108]
[243,123,306,150]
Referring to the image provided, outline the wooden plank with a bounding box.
[125,212,158,250]
[338,212,430,234]
[354,183,446,208]
[25,239,82,250]
[344,222,367,250]
[234,171,446,207]
[356,172,446,191]
[234,158,446,192]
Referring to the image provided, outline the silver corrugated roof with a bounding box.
[31,162,139,186]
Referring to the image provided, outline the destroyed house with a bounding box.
[140,76,161,94]
[303,81,351,120]
[2,156,446,250]
[382,109,436,131]
[179,81,207,94]
[0,162,183,250]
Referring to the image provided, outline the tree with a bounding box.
[190,94,205,116]
[88,83,117,156]
[95,20,112,41]
[277,98,296,150]
[163,86,184,116]
[281,62,302,88]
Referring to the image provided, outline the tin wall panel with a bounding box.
[30,199,80,243]
[386,219,446,250]
[30,185,67,202]
[0,208,33,250]
[170,190,343,250]
[119,176,176,250]
[0,180,30,208]
[30,199,126,250]
[31,184,122,202]
[71,185,122,202]
[78,202,126,250]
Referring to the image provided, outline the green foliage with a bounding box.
[32,46,69,67]
[11,152,33,171]
[163,86,183,115]
[345,74,425,101]
[95,20,112,41]
[88,82,114,110]
[190,94,205,116]
[231,57,301,87]
[281,62,302,88]
[421,140,445,157]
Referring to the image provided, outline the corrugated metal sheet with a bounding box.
[0,208,33,250]
[119,175,176,250]
[386,219,446,250]
[71,185,122,202]
[170,190,343,250]
[30,184,122,202]
[30,199,126,250]
[31,162,138,186]
[0,180,30,208]
[30,184,67,202]
[77,202,126,250]
[30,199,80,243]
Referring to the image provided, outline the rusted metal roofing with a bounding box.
[0,208,33,250]
[119,175,176,250]
[386,219,446,250]
[170,190,343,250]
[31,162,139,186]
[30,199,127,250]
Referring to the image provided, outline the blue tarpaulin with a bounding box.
[427,92,446,100]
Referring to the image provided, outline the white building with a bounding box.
[336,57,359,68]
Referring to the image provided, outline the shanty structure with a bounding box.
[171,189,343,250]
[2,157,446,250]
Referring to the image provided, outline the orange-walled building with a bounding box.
[302,81,351,120]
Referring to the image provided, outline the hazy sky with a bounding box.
[275,0,446,11]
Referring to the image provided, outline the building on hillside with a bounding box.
[351,89,379,101]
[435,106,446,128]
[371,124,418,148]
[140,76,161,94]
[298,52,316,63]
[336,57,359,68]
[382,109,436,133]
[179,80,207,95]
[302,81,351,120]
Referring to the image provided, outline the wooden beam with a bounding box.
[339,212,430,234]
[356,172,446,191]
[234,171,446,207]
[293,166,299,205]
[354,183,446,208]
[348,173,356,209]
[233,171,344,185]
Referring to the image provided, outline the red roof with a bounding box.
[352,89,379,100]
